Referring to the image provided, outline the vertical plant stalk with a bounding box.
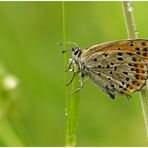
[62,2,80,146]
[123,1,148,138]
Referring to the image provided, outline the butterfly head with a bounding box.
[72,47,82,59]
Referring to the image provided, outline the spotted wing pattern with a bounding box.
[80,39,148,98]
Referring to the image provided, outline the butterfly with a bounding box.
[66,39,148,99]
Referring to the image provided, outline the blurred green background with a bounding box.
[0,1,147,146]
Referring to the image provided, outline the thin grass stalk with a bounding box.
[122,1,148,138]
[62,2,80,146]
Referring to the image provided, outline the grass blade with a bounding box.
[62,2,80,146]
[122,1,148,138]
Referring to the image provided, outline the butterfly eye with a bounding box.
[73,48,81,56]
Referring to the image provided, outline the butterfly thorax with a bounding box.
[72,47,88,77]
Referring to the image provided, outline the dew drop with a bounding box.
[65,108,68,116]
[127,2,133,12]
[69,69,73,72]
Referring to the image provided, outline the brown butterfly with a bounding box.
[66,39,148,99]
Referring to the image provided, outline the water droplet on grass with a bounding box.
[65,108,68,116]
[127,2,133,12]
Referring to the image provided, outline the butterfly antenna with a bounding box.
[57,41,79,54]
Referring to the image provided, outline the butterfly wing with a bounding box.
[81,39,148,62]
[80,39,148,98]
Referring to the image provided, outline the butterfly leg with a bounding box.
[65,58,79,86]
[66,71,78,86]
[65,58,74,72]
[71,77,88,95]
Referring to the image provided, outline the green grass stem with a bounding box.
[0,119,24,146]
[122,1,148,138]
[62,2,80,146]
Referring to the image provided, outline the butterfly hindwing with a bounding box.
[82,49,148,98]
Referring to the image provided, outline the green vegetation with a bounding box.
[0,1,147,146]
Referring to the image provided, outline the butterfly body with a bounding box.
[71,39,148,99]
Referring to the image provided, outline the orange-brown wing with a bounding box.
[81,39,148,63]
